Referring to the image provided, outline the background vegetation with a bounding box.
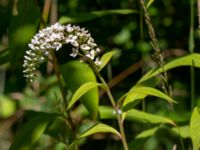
[0,0,200,150]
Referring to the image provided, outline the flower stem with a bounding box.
[50,50,68,108]
[88,60,129,150]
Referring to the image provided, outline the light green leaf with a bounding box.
[67,82,102,110]
[60,61,99,119]
[190,107,200,150]
[138,53,200,84]
[79,123,121,138]
[171,125,190,138]
[99,50,118,71]
[123,86,176,109]
[136,127,159,139]
[125,109,175,125]
[146,0,155,8]
[59,9,138,24]
[9,113,56,150]
[0,95,16,118]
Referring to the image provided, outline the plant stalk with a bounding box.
[89,61,129,150]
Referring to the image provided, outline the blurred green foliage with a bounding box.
[0,0,200,150]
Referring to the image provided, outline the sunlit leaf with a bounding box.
[146,0,155,8]
[122,86,176,109]
[136,127,159,139]
[171,125,190,138]
[60,61,99,119]
[99,50,118,71]
[9,113,57,150]
[138,53,200,84]
[190,107,200,150]
[67,82,103,110]
[59,9,138,23]
[79,123,121,138]
[125,109,175,125]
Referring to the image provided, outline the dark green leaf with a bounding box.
[59,9,138,24]
[9,113,57,150]
[60,61,99,119]
[0,49,10,65]
[8,0,41,68]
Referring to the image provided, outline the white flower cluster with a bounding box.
[23,23,101,82]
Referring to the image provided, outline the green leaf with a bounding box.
[59,9,138,23]
[138,53,200,84]
[0,49,10,65]
[60,61,99,119]
[8,0,41,68]
[67,82,102,110]
[99,50,118,71]
[45,116,73,144]
[171,125,190,138]
[9,113,56,150]
[136,127,159,139]
[79,123,121,138]
[123,86,176,109]
[125,109,175,125]
[0,95,16,118]
[146,0,155,8]
[190,107,200,150]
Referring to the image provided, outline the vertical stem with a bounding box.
[189,0,195,110]
[40,0,52,29]
[89,61,128,150]
[197,0,200,32]
[50,50,68,108]
[139,4,146,111]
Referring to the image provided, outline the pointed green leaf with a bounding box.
[67,82,102,110]
[123,86,176,109]
[146,0,155,8]
[99,50,118,71]
[60,61,99,119]
[125,109,175,125]
[79,123,121,138]
[190,107,200,150]
[9,113,56,150]
[59,9,138,23]
[171,125,190,138]
[136,127,159,139]
[138,53,200,84]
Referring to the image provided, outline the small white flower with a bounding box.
[70,48,79,58]
[23,22,101,82]
[95,57,101,66]
[80,44,91,51]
